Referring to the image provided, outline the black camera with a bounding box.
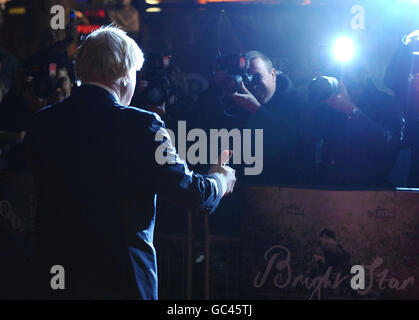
[214,54,254,94]
[26,62,67,99]
[139,54,173,107]
[308,76,340,102]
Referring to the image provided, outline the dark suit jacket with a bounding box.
[24,85,223,299]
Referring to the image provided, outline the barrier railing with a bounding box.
[2,172,419,299]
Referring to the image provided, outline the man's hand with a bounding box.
[228,82,261,113]
[208,150,236,196]
[323,82,357,116]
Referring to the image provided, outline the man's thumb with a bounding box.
[218,150,233,165]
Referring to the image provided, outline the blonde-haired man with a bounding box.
[24,26,235,300]
[75,25,143,106]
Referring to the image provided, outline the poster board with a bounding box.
[239,186,419,300]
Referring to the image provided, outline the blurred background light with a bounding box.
[145,0,161,5]
[146,7,162,12]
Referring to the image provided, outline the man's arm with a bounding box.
[146,113,235,214]
[344,107,402,155]
[323,83,403,155]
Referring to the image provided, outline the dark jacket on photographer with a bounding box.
[300,78,403,188]
[383,31,419,187]
[189,73,308,185]
[241,81,308,186]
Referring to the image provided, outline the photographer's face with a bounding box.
[248,57,276,104]
[57,68,72,99]
[45,68,72,107]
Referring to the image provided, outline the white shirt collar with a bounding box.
[85,82,120,103]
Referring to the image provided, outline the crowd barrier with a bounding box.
[1,172,419,299]
[239,186,419,299]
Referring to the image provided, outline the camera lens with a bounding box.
[223,75,243,94]
[33,76,55,99]
[308,76,340,102]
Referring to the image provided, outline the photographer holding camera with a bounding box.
[188,50,306,185]
[0,6,78,133]
[384,30,419,187]
[189,53,256,132]
[238,50,307,185]
[0,55,73,133]
[0,54,73,171]
[131,54,192,125]
[301,65,403,188]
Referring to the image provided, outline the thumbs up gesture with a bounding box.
[208,150,237,196]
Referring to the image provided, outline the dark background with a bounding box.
[2,0,419,92]
[2,0,419,300]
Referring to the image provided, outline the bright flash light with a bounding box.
[333,37,355,63]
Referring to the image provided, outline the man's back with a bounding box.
[25,85,224,299]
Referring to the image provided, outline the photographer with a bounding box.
[0,10,76,171]
[107,0,140,42]
[131,54,192,128]
[0,55,73,133]
[188,54,255,132]
[0,4,78,133]
[0,54,73,171]
[385,30,419,187]
[188,51,307,185]
[238,51,307,185]
[301,65,403,188]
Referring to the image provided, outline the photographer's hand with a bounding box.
[228,82,261,113]
[323,81,358,117]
